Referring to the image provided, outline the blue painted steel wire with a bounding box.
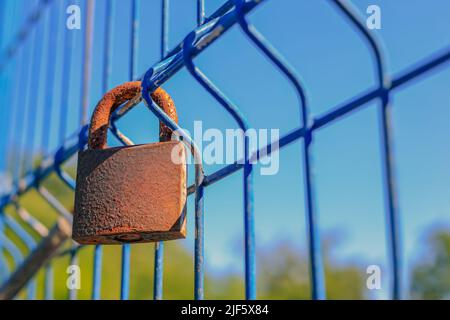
[0,216,23,267]
[92,0,115,301]
[153,241,164,300]
[58,10,74,145]
[0,210,9,280]
[38,186,73,222]
[120,0,140,301]
[41,1,60,154]
[60,0,94,301]
[5,44,25,179]
[55,0,76,189]
[21,10,45,177]
[12,40,33,182]
[182,32,254,298]
[13,202,49,238]
[80,0,95,126]
[9,3,30,182]
[2,213,37,299]
[120,243,130,300]
[330,0,402,299]
[68,247,78,300]
[0,1,447,211]
[2,215,36,254]
[2,0,22,176]
[130,0,140,81]
[92,244,102,300]
[144,0,266,93]
[0,251,8,281]
[161,0,170,59]
[194,0,206,300]
[0,0,449,300]
[44,263,53,300]
[197,0,205,25]
[0,0,53,72]
[233,0,325,299]
[141,69,206,300]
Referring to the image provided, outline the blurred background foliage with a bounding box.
[1,169,449,300]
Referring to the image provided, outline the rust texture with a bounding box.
[73,82,187,245]
[0,218,71,300]
[88,81,178,150]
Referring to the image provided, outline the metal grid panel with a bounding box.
[0,0,448,300]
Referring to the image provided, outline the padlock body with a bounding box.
[73,141,187,245]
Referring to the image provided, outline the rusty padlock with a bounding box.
[73,81,187,245]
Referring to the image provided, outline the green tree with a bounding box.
[411,229,450,299]
[257,237,366,299]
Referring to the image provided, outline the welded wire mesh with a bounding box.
[0,0,449,300]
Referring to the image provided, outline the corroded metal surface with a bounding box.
[73,81,186,245]
[88,81,177,150]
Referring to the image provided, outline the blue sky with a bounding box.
[1,0,449,298]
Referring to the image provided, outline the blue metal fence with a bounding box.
[0,0,449,300]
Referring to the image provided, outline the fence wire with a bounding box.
[0,0,449,300]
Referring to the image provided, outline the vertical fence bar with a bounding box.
[68,248,78,300]
[161,0,169,58]
[0,0,8,167]
[58,0,75,144]
[3,0,20,177]
[153,0,169,301]
[44,264,53,300]
[39,0,60,300]
[233,0,323,299]
[69,0,94,300]
[130,0,139,81]
[194,168,205,300]
[2,215,37,299]
[5,68,22,179]
[13,15,32,181]
[51,0,76,300]
[22,21,44,176]
[193,5,206,300]
[92,245,102,300]
[379,89,402,299]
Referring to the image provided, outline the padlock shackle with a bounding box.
[88,81,178,150]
